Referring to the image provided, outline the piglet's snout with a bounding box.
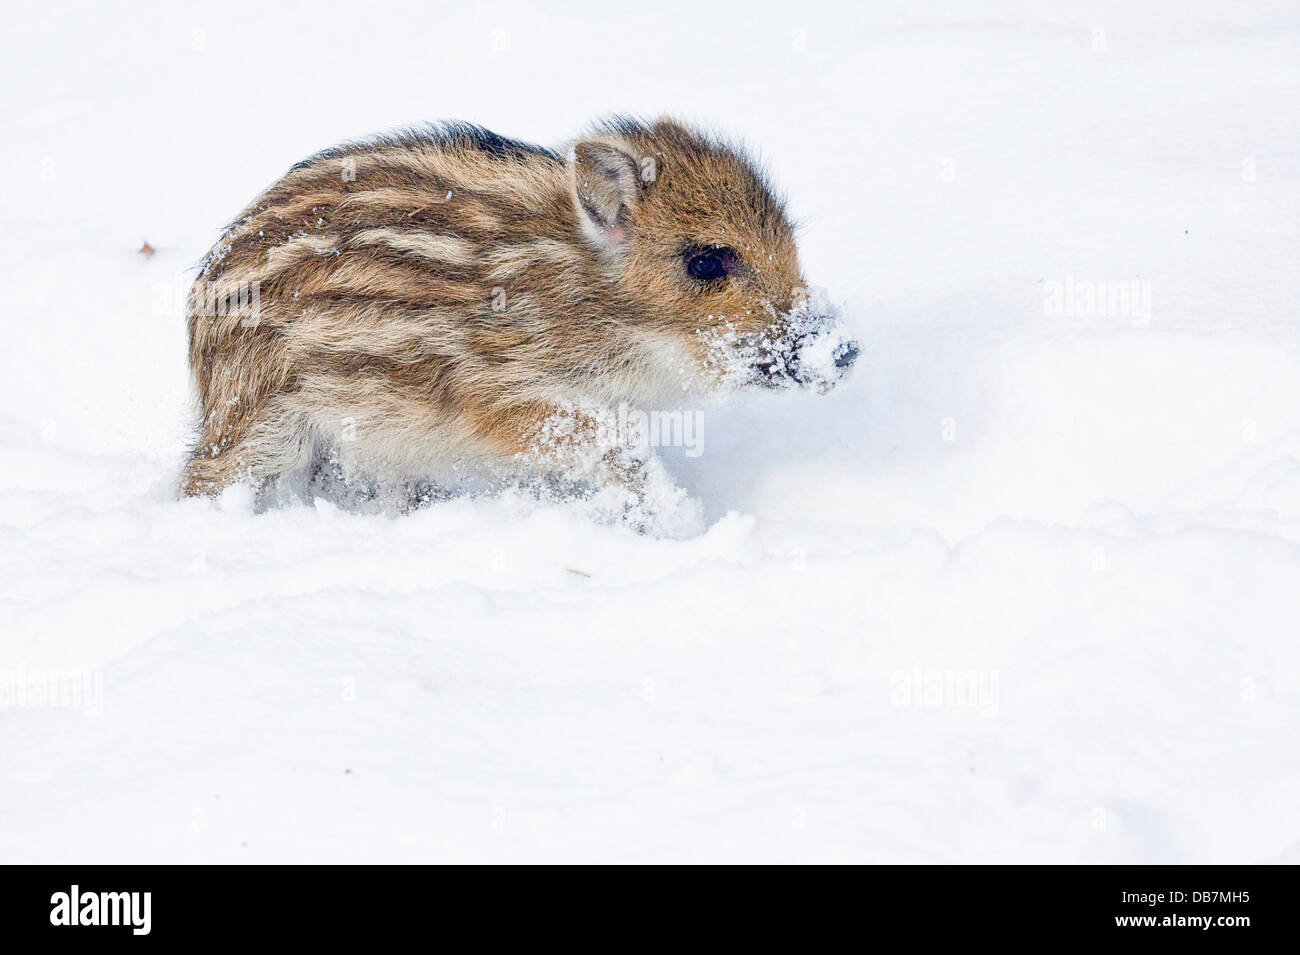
[781,315,859,393]
[833,341,859,370]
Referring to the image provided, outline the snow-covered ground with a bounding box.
[2,0,1299,862]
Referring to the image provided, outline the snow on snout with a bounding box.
[782,289,859,395]
[699,288,859,394]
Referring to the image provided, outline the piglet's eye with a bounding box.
[685,247,737,282]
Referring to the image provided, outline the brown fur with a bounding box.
[180,117,815,500]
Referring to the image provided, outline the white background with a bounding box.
[1,0,1298,862]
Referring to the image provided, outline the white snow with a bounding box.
[2,0,1299,862]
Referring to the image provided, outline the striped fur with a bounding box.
[181,117,809,499]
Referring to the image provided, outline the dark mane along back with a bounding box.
[290,121,564,172]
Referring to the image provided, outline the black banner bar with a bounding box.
[1,864,1290,943]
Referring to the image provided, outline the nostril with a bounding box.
[834,342,859,369]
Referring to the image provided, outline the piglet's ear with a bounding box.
[570,141,641,248]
